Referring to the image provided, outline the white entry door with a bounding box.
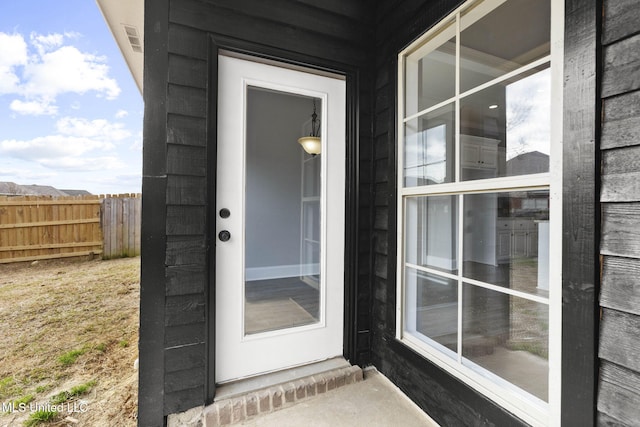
[215,55,346,383]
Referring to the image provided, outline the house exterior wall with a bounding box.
[370,0,602,425]
[598,0,640,424]
[138,0,634,425]
[140,0,374,424]
[369,0,529,425]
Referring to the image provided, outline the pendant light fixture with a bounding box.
[298,99,321,155]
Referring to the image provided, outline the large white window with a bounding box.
[397,0,563,425]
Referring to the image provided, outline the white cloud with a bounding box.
[0,135,113,159]
[506,68,551,159]
[115,109,128,119]
[39,156,125,171]
[0,33,28,67]
[30,32,65,55]
[0,167,56,181]
[130,131,143,151]
[56,117,131,141]
[22,45,120,100]
[0,31,121,116]
[96,173,141,186]
[0,116,136,172]
[0,33,28,94]
[83,173,141,194]
[10,98,58,115]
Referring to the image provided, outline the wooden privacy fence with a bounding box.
[101,194,141,259]
[0,194,141,264]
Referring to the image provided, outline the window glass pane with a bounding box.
[405,27,455,117]
[406,195,458,274]
[404,103,455,187]
[463,191,550,296]
[460,65,551,181]
[460,0,550,92]
[405,268,458,355]
[462,283,548,402]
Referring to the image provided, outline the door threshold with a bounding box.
[215,356,350,401]
[200,358,363,426]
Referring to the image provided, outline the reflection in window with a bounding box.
[460,189,551,403]
[407,38,456,113]
[405,268,458,355]
[463,191,550,295]
[460,0,550,92]
[403,19,456,117]
[399,0,556,416]
[506,68,551,171]
[460,66,550,181]
[462,284,549,402]
[404,104,454,186]
[405,195,458,274]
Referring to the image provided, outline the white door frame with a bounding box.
[215,54,346,383]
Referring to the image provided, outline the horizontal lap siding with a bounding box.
[355,68,375,365]
[169,0,369,67]
[162,18,210,416]
[370,0,524,425]
[598,0,640,424]
[152,0,374,418]
[600,257,640,316]
[139,0,170,423]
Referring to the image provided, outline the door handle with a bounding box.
[218,230,231,242]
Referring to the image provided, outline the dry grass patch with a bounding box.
[0,257,139,426]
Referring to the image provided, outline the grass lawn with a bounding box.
[0,256,140,426]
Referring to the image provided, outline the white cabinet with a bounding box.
[497,228,512,260]
[512,230,528,257]
[496,218,539,262]
[461,135,499,170]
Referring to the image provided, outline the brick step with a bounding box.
[204,365,363,426]
[167,364,364,427]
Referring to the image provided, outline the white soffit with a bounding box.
[95,0,144,93]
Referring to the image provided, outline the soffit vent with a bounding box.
[123,24,143,53]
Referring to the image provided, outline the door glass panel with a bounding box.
[244,87,321,335]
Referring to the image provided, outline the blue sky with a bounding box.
[0,0,143,195]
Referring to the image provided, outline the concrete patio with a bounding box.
[238,368,439,427]
[167,359,439,427]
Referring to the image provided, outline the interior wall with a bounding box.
[245,88,314,272]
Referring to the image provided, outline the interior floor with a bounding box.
[245,277,319,334]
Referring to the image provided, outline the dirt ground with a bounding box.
[0,256,140,427]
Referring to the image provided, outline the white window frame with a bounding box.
[395,1,564,426]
